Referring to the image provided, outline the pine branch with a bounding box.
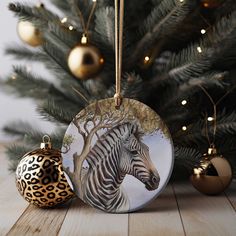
[3,121,37,138]
[43,40,70,74]
[50,0,71,13]
[66,0,94,28]
[47,21,81,48]
[5,45,90,104]
[153,51,172,74]
[6,144,31,172]
[122,73,145,100]
[4,120,66,148]
[5,127,66,172]
[171,146,201,180]
[175,146,201,169]
[38,99,79,124]
[128,0,196,66]
[4,122,44,148]
[151,0,163,4]
[8,2,60,27]
[173,111,236,149]
[5,66,52,99]
[5,45,46,61]
[213,0,236,20]
[158,72,227,111]
[4,66,81,108]
[167,11,236,72]
[95,7,115,50]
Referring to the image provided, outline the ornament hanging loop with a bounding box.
[114,93,122,109]
[114,0,124,108]
[81,33,88,44]
[41,135,52,149]
[73,0,97,42]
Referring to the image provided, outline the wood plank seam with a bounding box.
[224,192,236,212]
[6,205,31,236]
[128,213,130,236]
[6,202,71,236]
[172,183,187,236]
[55,200,73,236]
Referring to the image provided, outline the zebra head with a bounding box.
[120,123,160,191]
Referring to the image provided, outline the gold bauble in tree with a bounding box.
[68,36,104,80]
[190,147,232,195]
[201,0,223,8]
[17,21,43,47]
[15,135,74,208]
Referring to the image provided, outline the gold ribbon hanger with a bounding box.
[114,0,124,109]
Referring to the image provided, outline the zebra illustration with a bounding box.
[80,122,160,213]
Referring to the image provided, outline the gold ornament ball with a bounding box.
[68,43,104,79]
[15,136,74,208]
[17,21,43,47]
[190,148,232,195]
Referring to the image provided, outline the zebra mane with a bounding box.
[99,122,143,144]
[85,122,142,166]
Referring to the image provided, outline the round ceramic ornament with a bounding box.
[62,98,174,213]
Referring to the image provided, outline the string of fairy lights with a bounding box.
[58,0,211,65]
[180,99,215,131]
[177,0,215,132]
[144,0,211,65]
[58,0,213,132]
[12,0,217,133]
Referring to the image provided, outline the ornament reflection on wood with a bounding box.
[15,135,74,208]
[17,21,43,47]
[68,35,104,80]
[190,147,232,195]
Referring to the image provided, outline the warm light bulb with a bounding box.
[201,29,206,34]
[61,17,68,23]
[69,26,74,31]
[197,46,202,53]
[182,126,187,131]
[100,58,105,64]
[144,56,150,63]
[207,117,214,122]
[11,75,17,80]
[194,168,202,175]
[181,100,187,105]
[179,0,184,2]
[92,0,97,2]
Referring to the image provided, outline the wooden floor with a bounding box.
[0,144,235,236]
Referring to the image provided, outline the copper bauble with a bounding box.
[201,0,223,8]
[17,21,43,47]
[15,136,74,208]
[68,41,104,80]
[190,147,232,195]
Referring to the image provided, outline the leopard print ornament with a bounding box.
[15,135,74,208]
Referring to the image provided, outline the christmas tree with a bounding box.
[2,0,236,180]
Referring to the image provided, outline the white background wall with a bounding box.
[0,0,61,142]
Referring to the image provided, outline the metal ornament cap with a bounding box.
[40,135,52,149]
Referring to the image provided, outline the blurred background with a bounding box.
[0,0,59,142]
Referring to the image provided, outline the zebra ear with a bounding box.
[129,122,138,134]
[129,122,144,140]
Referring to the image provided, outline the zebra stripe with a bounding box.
[81,122,160,213]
